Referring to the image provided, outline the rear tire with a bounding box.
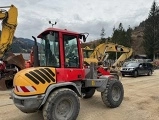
[43,88,80,120]
[147,70,152,76]
[82,88,95,99]
[101,80,124,108]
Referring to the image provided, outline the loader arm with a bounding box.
[0,5,18,58]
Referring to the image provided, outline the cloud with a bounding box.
[0,0,158,42]
[73,14,83,21]
[57,19,115,41]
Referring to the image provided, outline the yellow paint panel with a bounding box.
[14,67,56,96]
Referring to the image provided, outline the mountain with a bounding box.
[9,37,35,53]
[131,26,145,55]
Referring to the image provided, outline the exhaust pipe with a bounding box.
[32,36,39,67]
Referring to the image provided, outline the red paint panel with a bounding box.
[97,67,110,75]
[56,68,85,83]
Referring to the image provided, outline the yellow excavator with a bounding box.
[83,42,133,78]
[0,5,25,90]
[83,42,133,67]
[0,5,17,56]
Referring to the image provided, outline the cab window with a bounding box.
[39,32,60,67]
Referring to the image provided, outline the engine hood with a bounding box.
[13,67,56,96]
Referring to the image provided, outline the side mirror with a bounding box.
[83,35,86,42]
[79,33,89,42]
[79,35,82,39]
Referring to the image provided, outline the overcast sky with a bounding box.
[1,0,158,41]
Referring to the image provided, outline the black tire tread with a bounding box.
[43,88,80,120]
[82,88,96,99]
[147,70,152,76]
[101,80,124,108]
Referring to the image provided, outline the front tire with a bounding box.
[43,88,80,120]
[133,71,138,77]
[101,80,124,108]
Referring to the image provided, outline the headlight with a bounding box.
[129,68,134,71]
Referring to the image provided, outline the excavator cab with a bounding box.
[82,46,94,58]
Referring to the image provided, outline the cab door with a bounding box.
[62,34,85,82]
[138,63,147,75]
[142,63,149,74]
[138,63,144,74]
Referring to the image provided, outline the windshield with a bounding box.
[38,31,60,67]
[124,62,139,67]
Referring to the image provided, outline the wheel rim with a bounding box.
[54,98,74,119]
[112,86,121,101]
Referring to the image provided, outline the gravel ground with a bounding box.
[1,70,159,120]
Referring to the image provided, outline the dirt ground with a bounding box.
[1,70,159,120]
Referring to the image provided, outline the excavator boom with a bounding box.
[0,5,26,90]
[0,5,18,57]
[90,42,131,60]
[112,48,133,67]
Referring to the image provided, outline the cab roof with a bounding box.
[37,27,80,38]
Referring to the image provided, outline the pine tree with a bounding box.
[111,23,128,46]
[126,26,133,47]
[100,27,106,43]
[110,23,132,60]
[143,1,159,60]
